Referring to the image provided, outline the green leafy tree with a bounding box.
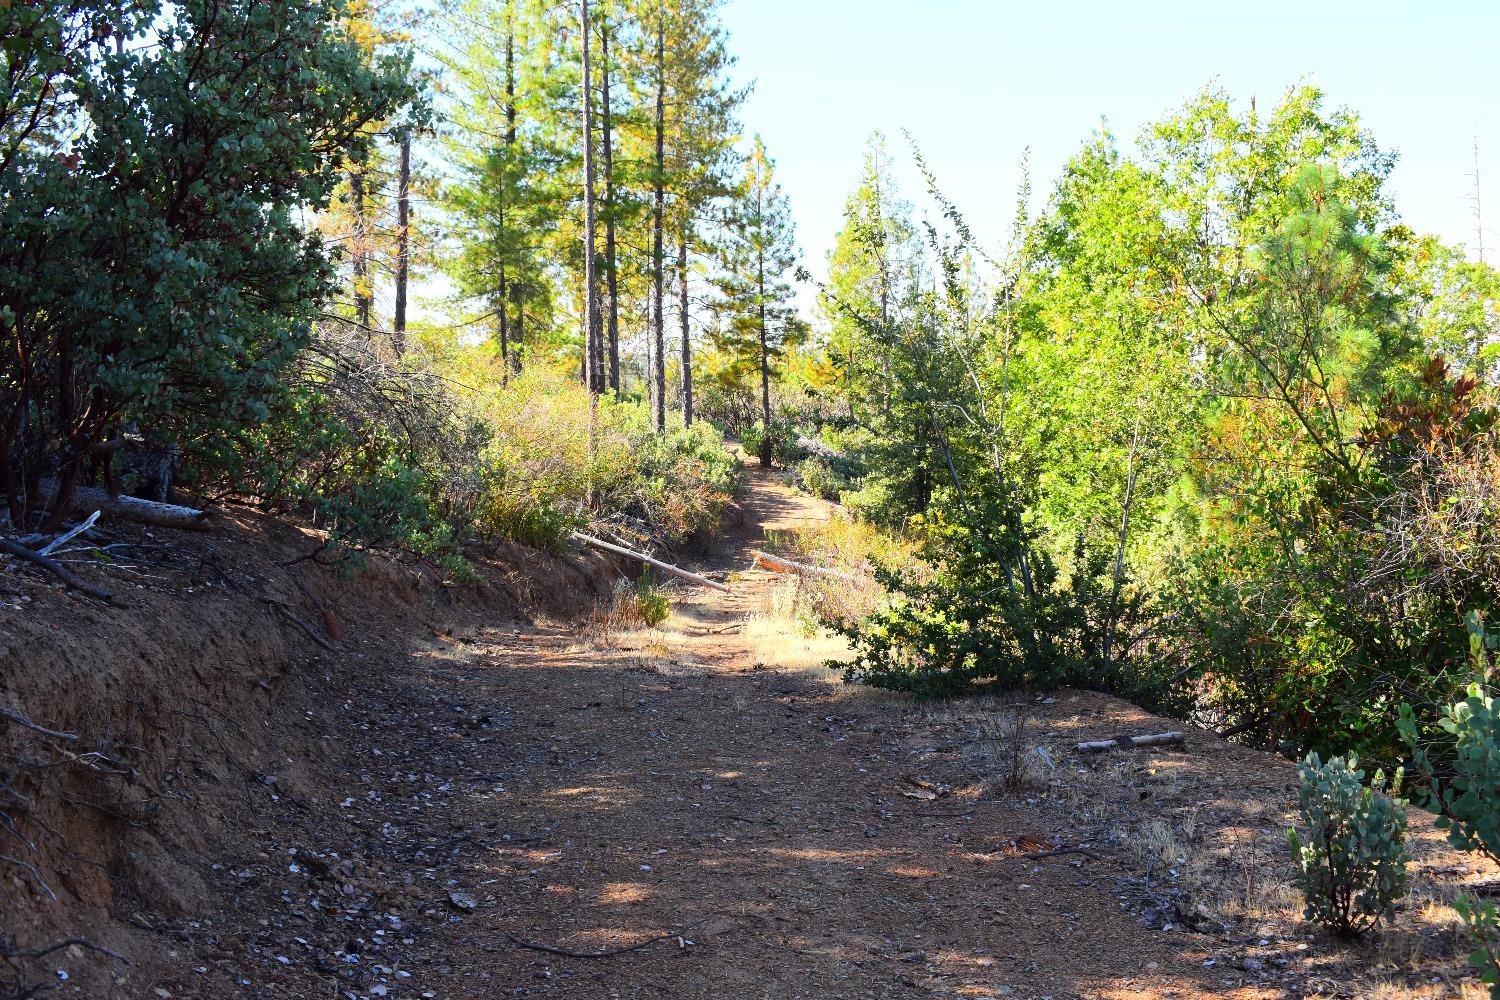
[0,0,416,527]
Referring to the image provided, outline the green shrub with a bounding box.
[1456,896,1500,998]
[471,369,739,549]
[1285,752,1409,936]
[840,478,901,526]
[1400,616,1500,864]
[796,457,847,501]
[741,420,802,467]
[1399,613,1500,993]
[828,487,1087,697]
[633,572,671,628]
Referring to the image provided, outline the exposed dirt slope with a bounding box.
[3,472,1494,1000]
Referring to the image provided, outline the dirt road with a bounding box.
[164,470,1481,1000]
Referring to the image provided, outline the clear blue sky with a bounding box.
[720,0,1499,288]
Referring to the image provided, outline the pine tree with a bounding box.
[821,131,917,420]
[714,137,805,466]
[664,0,741,426]
[439,0,566,371]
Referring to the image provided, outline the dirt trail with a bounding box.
[97,470,1485,1000]
[260,470,1265,1000]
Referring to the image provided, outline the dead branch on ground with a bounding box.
[1075,731,1184,753]
[0,538,113,602]
[264,599,337,651]
[570,532,730,592]
[506,925,696,959]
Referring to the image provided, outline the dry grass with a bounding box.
[971,706,1052,796]
[762,512,916,628]
[744,577,855,676]
[583,578,669,648]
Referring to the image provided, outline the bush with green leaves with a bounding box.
[795,457,848,501]
[1285,752,1409,936]
[1399,613,1500,993]
[1456,895,1500,998]
[740,420,802,468]
[828,486,1088,696]
[633,572,671,628]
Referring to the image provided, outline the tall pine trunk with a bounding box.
[580,0,601,394]
[757,254,771,467]
[393,132,410,355]
[504,15,522,373]
[600,11,620,393]
[649,12,667,432]
[678,231,692,425]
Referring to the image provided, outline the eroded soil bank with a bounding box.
[2,474,1494,999]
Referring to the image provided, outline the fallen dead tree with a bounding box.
[750,549,856,582]
[569,532,730,593]
[38,480,208,530]
[1075,731,1184,753]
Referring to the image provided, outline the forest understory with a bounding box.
[2,471,1495,1000]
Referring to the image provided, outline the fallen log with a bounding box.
[569,532,730,593]
[750,549,856,582]
[1075,731,1184,753]
[39,480,208,530]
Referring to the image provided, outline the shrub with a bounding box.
[740,420,802,468]
[828,487,1088,697]
[1399,616,1500,863]
[633,572,671,628]
[1399,613,1500,993]
[205,324,484,572]
[587,573,671,641]
[1285,752,1409,936]
[796,457,847,501]
[1455,896,1500,998]
[470,369,739,549]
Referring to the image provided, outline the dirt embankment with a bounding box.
[0,507,622,998]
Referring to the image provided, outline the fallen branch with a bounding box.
[750,549,856,582]
[1215,714,1270,741]
[0,854,57,900]
[0,538,113,603]
[36,510,100,557]
[506,928,686,959]
[264,600,336,652]
[38,480,207,530]
[1075,731,1184,753]
[1018,846,1108,863]
[570,532,730,593]
[694,621,745,635]
[0,937,129,963]
[0,707,77,741]
[89,433,145,455]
